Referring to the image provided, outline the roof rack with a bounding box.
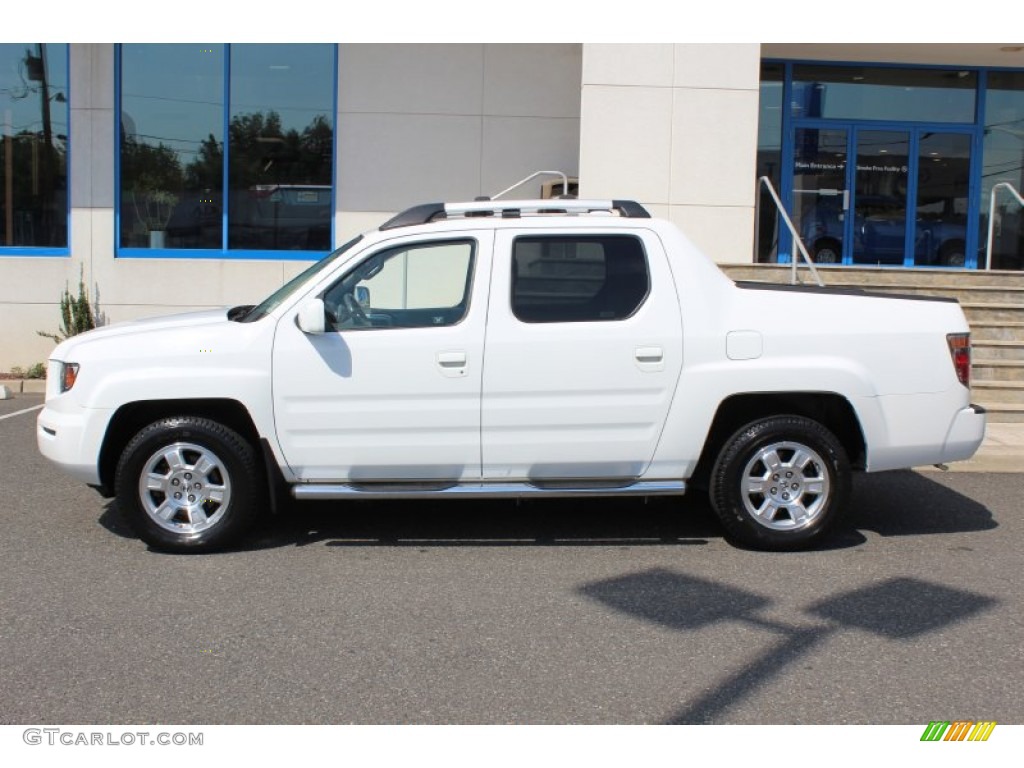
[379,199,651,231]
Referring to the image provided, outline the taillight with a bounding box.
[946,333,970,387]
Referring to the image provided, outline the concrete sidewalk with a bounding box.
[0,379,1020,471]
[920,421,1024,473]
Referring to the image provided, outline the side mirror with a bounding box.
[296,298,326,334]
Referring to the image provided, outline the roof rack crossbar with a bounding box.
[446,199,650,219]
[379,199,650,231]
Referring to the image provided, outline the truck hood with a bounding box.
[50,308,231,360]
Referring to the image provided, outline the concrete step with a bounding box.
[962,303,1024,324]
[969,322,1024,341]
[826,284,1024,305]
[972,380,1024,404]
[973,360,1024,381]
[973,341,1024,360]
[976,403,1024,423]
[721,264,1024,289]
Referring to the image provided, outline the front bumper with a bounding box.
[36,403,111,486]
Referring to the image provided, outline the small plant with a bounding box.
[25,362,46,379]
[9,366,25,378]
[38,268,97,345]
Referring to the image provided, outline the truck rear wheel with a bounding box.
[114,416,264,553]
[709,415,850,550]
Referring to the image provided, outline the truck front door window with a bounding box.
[324,240,475,329]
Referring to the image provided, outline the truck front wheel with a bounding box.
[709,415,851,550]
[114,417,264,553]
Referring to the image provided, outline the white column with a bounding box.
[579,43,761,264]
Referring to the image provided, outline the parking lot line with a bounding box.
[0,404,44,422]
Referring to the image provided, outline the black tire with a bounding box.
[115,416,265,553]
[938,241,966,268]
[812,239,841,264]
[709,415,850,551]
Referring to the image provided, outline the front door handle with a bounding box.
[436,351,468,378]
[437,351,467,367]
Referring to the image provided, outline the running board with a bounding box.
[292,480,686,501]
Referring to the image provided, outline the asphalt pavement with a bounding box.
[0,393,1021,725]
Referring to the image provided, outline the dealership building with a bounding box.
[3,43,1024,404]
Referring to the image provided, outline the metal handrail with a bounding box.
[492,171,570,200]
[985,182,1024,271]
[755,176,824,286]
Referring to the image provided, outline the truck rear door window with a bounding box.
[511,235,649,323]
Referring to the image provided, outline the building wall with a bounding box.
[0,43,583,370]
[578,43,761,264]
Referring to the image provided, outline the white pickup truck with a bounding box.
[38,199,986,553]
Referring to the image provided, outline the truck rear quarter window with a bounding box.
[511,235,649,323]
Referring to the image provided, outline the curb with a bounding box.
[0,379,47,395]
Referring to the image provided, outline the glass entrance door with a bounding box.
[788,124,975,267]
[852,130,910,266]
[792,127,848,264]
[914,132,971,267]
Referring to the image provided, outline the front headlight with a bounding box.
[60,362,80,393]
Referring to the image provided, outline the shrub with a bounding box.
[38,268,97,345]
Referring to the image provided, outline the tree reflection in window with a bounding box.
[119,44,334,253]
[0,44,68,249]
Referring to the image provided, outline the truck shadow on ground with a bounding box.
[579,568,998,723]
[98,469,995,553]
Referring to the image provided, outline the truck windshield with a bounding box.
[239,235,363,322]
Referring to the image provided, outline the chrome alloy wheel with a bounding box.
[740,441,830,531]
[137,442,232,534]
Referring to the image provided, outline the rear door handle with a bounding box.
[635,346,663,363]
[634,346,664,372]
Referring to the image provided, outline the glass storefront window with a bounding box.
[0,44,68,250]
[120,44,224,249]
[228,45,334,251]
[792,65,976,124]
[118,43,335,255]
[982,71,1024,270]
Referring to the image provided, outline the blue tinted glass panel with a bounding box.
[792,65,976,123]
[120,44,224,249]
[852,130,909,266]
[757,62,784,262]
[982,71,1024,270]
[915,132,969,267]
[228,44,334,251]
[0,44,68,248]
